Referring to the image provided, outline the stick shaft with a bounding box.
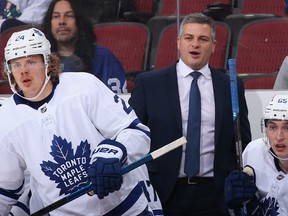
[228,59,243,169]
[228,59,247,216]
[228,59,239,120]
[31,137,186,216]
[121,136,186,174]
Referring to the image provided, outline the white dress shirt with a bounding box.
[177,59,215,177]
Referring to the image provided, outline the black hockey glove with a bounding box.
[224,166,257,209]
[88,139,127,199]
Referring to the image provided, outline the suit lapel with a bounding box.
[166,65,183,132]
[162,66,227,141]
[211,69,226,146]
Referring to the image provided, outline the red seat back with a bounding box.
[235,18,288,75]
[154,22,231,71]
[93,22,151,73]
[159,0,232,16]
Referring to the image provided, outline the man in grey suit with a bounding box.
[129,13,251,216]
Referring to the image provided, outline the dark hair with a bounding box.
[179,13,215,40]
[42,0,96,71]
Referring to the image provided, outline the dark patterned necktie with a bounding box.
[184,71,201,178]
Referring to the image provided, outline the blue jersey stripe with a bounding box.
[104,182,143,216]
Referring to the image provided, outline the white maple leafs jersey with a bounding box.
[243,138,288,216]
[0,73,163,216]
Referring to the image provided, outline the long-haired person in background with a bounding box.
[42,0,127,94]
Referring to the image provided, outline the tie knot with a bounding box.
[191,71,201,80]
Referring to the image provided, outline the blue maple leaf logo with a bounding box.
[254,197,280,216]
[40,135,91,195]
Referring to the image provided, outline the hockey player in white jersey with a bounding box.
[225,94,288,215]
[0,27,163,215]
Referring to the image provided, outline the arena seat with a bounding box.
[123,0,157,23]
[241,74,277,89]
[239,0,286,17]
[93,22,151,72]
[231,17,288,89]
[93,22,151,92]
[158,0,232,16]
[233,18,288,77]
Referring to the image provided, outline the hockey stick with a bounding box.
[30,136,187,216]
[229,59,252,216]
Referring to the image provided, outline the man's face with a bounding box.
[51,0,78,45]
[266,120,288,159]
[177,23,216,71]
[10,55,47,98]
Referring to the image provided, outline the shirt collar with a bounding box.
[178,59,211,79]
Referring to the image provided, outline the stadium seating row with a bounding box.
[0,20,234,93]
[92,16,287,91]
[0,15,287,93]
[1,0,288,93]
[103,0,287,24]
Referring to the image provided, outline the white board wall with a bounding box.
[119,90,287,140]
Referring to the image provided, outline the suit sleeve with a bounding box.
[237,77,252,149]
[128,73,148,124]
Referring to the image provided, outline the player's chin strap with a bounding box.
[262,136,288,161]
[8,65,51,101]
